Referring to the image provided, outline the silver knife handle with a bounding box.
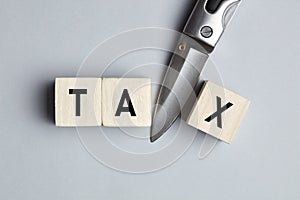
[183,0,241,51]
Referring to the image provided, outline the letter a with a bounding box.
[115,89,137,117]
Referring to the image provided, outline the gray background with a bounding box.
[0,0,299,199]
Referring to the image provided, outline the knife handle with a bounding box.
[183,0,240,51]
[205,0,223,13]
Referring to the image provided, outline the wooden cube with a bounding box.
[55,78,102,127]
[102,78,151,127]
[186,81,250,143]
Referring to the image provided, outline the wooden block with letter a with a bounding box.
[102,78,151,127]
[186,81,250,143]
[55,78,102,127]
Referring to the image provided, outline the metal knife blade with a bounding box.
[151,35,209,142]
[151,0,241,142]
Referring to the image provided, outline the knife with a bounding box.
[151,0,241,142]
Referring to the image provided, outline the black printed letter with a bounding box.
[205,96,233,128]
[69,89,88,116]
[115,89,136,117]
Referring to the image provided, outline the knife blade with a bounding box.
[151,0,241,142]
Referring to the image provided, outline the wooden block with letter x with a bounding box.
[186,81,250,143]
[102,78,151,127]
[55,78,102,127]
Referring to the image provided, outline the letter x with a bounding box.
[205,96,233,129]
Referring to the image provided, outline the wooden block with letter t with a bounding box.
[55,78,102,127]
[186,81,250,143]
[102,78,151,127]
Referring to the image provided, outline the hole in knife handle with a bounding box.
[178,44,186,51]
[205,0,223,14]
